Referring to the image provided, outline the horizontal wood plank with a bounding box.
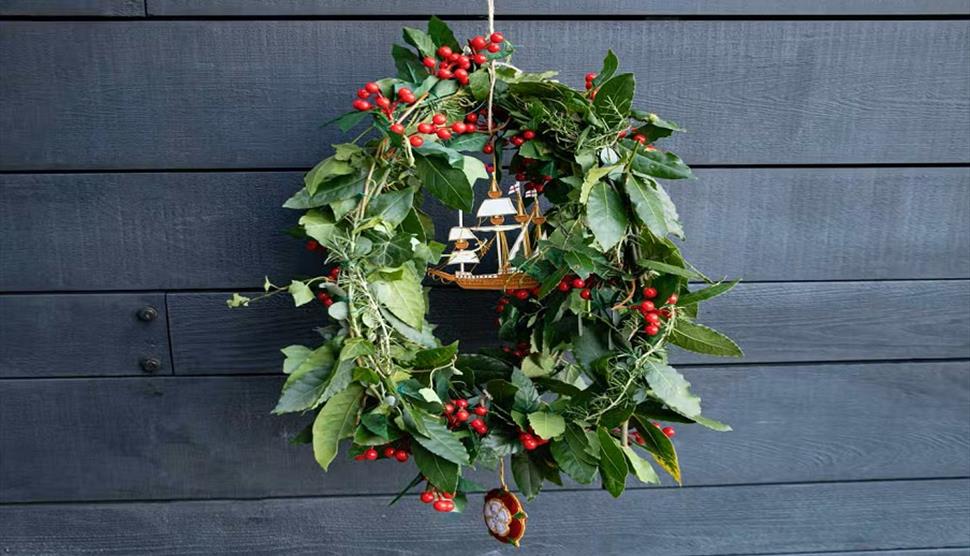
[1,361,966,503]
[0,0,144,16]
[2,167,967,291]
[168,280,970,375]
[145,0,970,16]
[1,20,967,170]
[0,294,170,377]
[1,479,967,555]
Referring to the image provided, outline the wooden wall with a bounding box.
[1,1,969,554]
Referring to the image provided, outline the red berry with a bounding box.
[474,405,488,416]
[645,312,661,324]
[375,96,391,109]
[667,294,679,305]
[571,278,586,289]
[456,399,469,409]
[640,300,655,313]
[356,88,371,99]
[364,82,380,94]
[364,448,378,460]
[472,53,488,65]
[440,491,455,500]
[409,135,424,147]
[420,491,435,504]
[482,144,494,154]
[437,68,453,79]
[433,499,451,512]
[476,424,488,434]
[523,439,538,451]
[618,129,629,138]
[443,403,455,414]
[486,43,501,53]
[470,35,487,50]
[662,427,676,438]
[585,72,597,81]
[633,134,647,144]
[645,325,660,336]
[305,239,319,251]
[417,123,434,134]
[389,123,405,135]
[457,56,471,69]
[397,88,413,100]
[465,113,479,123]
[436,128,452,140]
[456,409,469,422]
[522,130,536,140]
[557,281,571,292]
[422,56,436,68]
[519,432,534,443]
[352,99,371,111]
[510,136,524,147]
[316,291,330,302]
[383,447,396,458]
[432,114,447,125]
[329,267,340,279]
[470,419,484,430]
[395,450,409,462]
[447,52,460,63]
[451,122,467,134]
[323,298,334,308]
[454,68,469,80]
[580,288,592,300]
[490,32,505,44]
[643,287,658,299]
[437,46,453,59]
[514,289,530,300]
[354,454,366,461]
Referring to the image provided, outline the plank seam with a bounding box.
[713,546,970,556]
[1,278,968,296]
[3,14,970,22]
[2,358,966,382]
[1,477,966,507]
[2,163,968,175]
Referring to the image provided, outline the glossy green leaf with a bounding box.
[304,157,355,195]
[528,411,566,439]
[413,443,460,493]
[427,16,460,50]
[678,280,740,306]
[287,280,315,307]
[511,452,544,501]
[596,427,628,497]
[591,49,619,87]
[669,319,743,358]
[312,383,364,471]
[586,181,628,251]
[628,146,694,180]
[402,27,435,58]
[412,341,459,369]
[392,44,426,83]
[412,413,471,465]
[625,173,682,239]
[414,154,474,212]
[643,360,702,418]
[639,259,699,279]
[632,416,681,484]
[593,73,635,128]
[550,424,598,484]
[621,445,660,484]
[371,266,426,329]
[366,186,415,227]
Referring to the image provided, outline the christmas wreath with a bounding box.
[229,16,741,545]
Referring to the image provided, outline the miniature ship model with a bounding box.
[428,177,544,290]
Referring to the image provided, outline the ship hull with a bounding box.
[427,268,539,290]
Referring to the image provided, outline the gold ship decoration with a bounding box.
[428,176,544,290]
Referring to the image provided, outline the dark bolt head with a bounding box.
[140,357,162,373]
[137,306,158,322]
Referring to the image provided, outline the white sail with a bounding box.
[507,224,529,260]
[446,250,480,265]
[477,197,516,217]
[469,224,522,232]
[448,226,479,241]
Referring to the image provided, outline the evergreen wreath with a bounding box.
[229,15,741,545]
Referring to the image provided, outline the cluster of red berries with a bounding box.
[443,398,489,435]
[513,171,552,193]
[315,290,335,308]
[420,486,456,512]
[584,72,597,91]
[354,444,411,463]
[508,129,536,148]
[395,111,479,148]
[556,275,594,300]
[419,32,504,85]
[352,81,417,115]
[518,429,549,451]
[632,287,677,336]
[501,341,532,360]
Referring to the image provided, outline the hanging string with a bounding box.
[498,453,508,490]
[486,0,497,139]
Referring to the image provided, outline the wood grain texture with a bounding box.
[3,167,967,292]
[1,361,966,503]
[1,479,967,555]
[0,293,170,377]
[1,20,967,170]
[145,0,970,16]
[0,0,144,16]
[168,280,970,375]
